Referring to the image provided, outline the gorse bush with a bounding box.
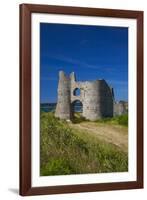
[40,112,128,176]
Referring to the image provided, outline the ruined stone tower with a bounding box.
[55,71,114,121]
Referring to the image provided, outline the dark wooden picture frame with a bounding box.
[19,3,143,196]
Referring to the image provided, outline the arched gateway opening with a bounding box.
[71,100,83,122]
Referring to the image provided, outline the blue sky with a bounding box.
[40,23,128,103]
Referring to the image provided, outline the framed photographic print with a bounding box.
[19,4,143,196]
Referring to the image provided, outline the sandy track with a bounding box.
[70,122,128,153]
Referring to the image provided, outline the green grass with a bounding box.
[40,112,128,176]
[95,114,128,127]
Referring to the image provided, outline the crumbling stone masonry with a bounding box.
[55,71,115,121]
[114,101,128,116]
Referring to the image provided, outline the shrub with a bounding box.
[117,115,128,126]
[95,114,128,127]
[41,158,74,176]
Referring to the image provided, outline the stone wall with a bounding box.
[114,101,128,116]
[55,71,71,119]
[55,71,114,121]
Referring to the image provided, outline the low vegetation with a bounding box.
[72,113,88,124]
[40,112,128,176]
[72,113,128,127]
[95,114,128,127]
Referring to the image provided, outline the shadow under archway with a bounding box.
[71,100,84,123]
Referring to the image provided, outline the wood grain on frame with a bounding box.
[19,3,143,196]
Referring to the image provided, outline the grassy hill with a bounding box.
[40,112,128,176]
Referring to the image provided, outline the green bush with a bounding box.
[95,114,128,127]
[41,158,74,176]
[117,115,128,126]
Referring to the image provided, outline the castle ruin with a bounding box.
[113,101,128,116]
[55,71,114,121]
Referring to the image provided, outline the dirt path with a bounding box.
[70,122,128,153]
